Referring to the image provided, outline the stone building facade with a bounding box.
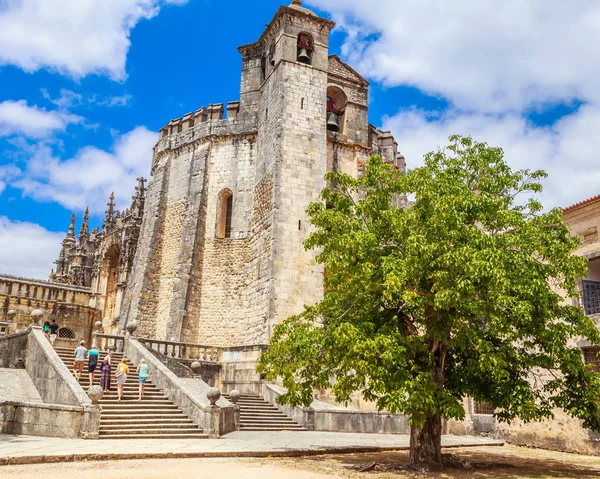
[0,274,99,341]
[118,1,406,345]
[47,180,147,334]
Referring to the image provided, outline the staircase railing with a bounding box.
[94,333,125,353]
[137,337,222,362]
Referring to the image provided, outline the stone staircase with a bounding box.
[224,393,307,431]
[54,347,208,439]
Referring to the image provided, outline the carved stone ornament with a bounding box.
[190,361,202,375]
[87,385,104,404]
[125,320,138,335]
[30,309,44,324]
[207,387,221,406]
[229,390,241,404]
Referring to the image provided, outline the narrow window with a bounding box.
[217,190,233,239]
[225,195,233,238]
[301,98,304,110]
[298,220,302,230]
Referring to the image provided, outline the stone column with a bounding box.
[303,407,315,431]
[205,387,222,438]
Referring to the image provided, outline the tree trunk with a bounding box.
[409,412,443,468]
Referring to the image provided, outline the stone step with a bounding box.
[100,422,198,431]
[98,433,209,440]
[239,419,297,425]
[99,427,203,436]
[99,408,185,415]
[100,418,195,426]
[239,425,307,431]
[240,412,289,418]
[238,407,282,412]
[101,412,187,419]
[99,399,171,405]
[100,404,180,410]
[79,384,161,391]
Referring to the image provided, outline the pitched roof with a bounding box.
[328,55,369,86]
[563,194,600,213]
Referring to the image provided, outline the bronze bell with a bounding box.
[298,48,310,64]
[327,111,340,132]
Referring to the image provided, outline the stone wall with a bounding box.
[26,328,91,408]
[0,275,98,341]
[0,328,28,368]
[0,401,86,439]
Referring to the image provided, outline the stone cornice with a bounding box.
[327,134,372,153]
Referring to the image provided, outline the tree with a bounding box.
[258,135,600,468]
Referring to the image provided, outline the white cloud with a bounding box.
[0,100,82,138]
[10,127,155,214]
[307,0,600,209]
[309,0,600,113]
[0,217,63,279]
[42,89,133,109]
[0,0,189,81]
[383,103,600,210]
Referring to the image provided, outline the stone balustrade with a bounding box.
[93,333,125,353]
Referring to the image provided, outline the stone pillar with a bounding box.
[303,407,315,431]
[229,389,241,431]
[81,404,102,439]
[204,405,221,438]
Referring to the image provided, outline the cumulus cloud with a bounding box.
[383,103,600,210]
[0,100,82,138]
[307,0,600,208]
[0,217,63,279]
[0,0,189,81]
[10,126,155,214]
[309,0,600,112]
[42,89,133,109]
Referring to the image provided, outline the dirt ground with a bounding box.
[3,445,600,479]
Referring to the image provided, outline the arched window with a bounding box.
[216,189,233,239]
[326,86,348,134]
[297,32,314,65]
[58,327,75,339]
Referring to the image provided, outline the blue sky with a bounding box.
[1,0,599,279]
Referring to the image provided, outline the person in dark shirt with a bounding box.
[49,320,60,347]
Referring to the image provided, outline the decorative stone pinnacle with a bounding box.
[79,207,90,237]
[292,0,302,5]
[66,213,76,238]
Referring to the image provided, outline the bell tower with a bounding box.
[240,1,335,334]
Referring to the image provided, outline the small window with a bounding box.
[583,346,600,372]
[58,327,75,339]
[474,401,494,415]
[217,189,233,239]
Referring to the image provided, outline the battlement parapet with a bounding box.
[152,101,257,171]
[368,125,406,172]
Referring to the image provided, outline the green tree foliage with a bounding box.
[258,135,600,467]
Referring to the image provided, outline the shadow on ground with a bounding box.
[280,446,600,478]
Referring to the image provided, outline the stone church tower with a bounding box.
[119,1,405,346]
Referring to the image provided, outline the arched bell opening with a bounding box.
[326,86,348,134]
[216,189,233,239]
[297,32,314,65]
